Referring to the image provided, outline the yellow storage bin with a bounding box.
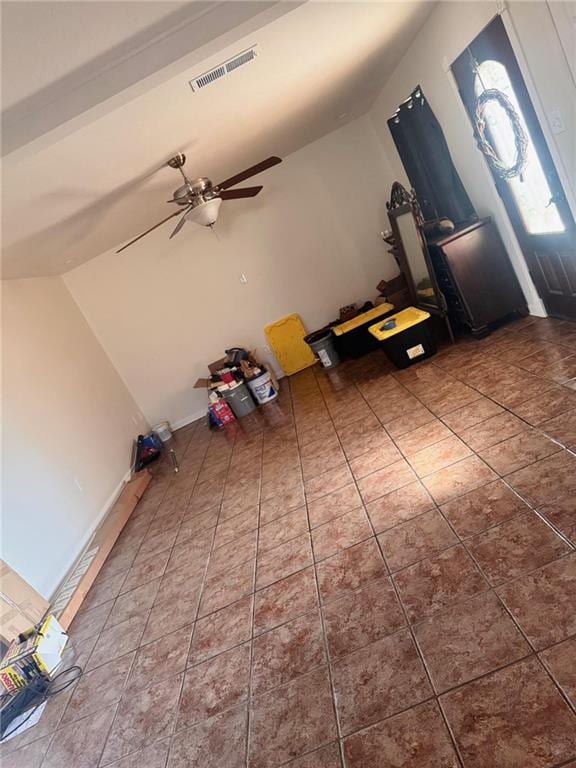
[368,306,436,369]
[264,313,317,375]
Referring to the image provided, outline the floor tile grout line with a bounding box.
[94,428,213,766]
[245,416,266,768]
[308,365,466,765]
[289,374,348,764]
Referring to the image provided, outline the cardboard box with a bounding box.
[194,351,279,392]
[0,562,49,648]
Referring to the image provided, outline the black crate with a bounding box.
[379,320,437,368]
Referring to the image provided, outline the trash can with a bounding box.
[332,302,395,358]
[368,307,436,369]
[220,381,257,417]
[304,329,340,369]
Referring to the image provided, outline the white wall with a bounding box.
[1,277,148,598]
[65,116,398,427]
[368,0,576,316]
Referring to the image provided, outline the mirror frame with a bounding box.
[388,203,446,315]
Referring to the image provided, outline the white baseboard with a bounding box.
[49,467,132,601]
[170,410,207,430]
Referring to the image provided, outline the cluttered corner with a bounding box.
[194,347,279,429]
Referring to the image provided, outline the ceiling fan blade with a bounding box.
[169,207,192,239]
[217,156,282,190]
[116,210,183,253]
[219,186,263,200]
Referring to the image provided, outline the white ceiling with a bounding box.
[1,1,433,279]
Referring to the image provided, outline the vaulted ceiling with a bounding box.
[1,1,433,278]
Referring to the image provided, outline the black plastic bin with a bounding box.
[368,307,437,369]
[332,303,395,359]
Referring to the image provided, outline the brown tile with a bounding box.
[254,566,318,635]
[198,557,254,618]
[177,643,251,731]
[189,594,253,665]
[440,480,529,538]
[442,397,504,432]
[422,455,497,504]
[176,508,219,546]
[207,529,257,576]
[119,549,171,595]
[284,742,342,768]
[357,459,417,503]
[145,568,202,641]
[252,610,326,694]
[512,387,576,425]
[540,492,576,543]
[1,737,50,768]
[166,532,213,576]
[104,578,160,629]
[301,446,346,481]
[85,614,146,671]
[213,506,258,548]
[394,544,487,623]
[539,637,576,707]
[344,700,459,768]
[167,704,247,768]
[80,570,127,613]
[506,451,576,509]
[107,739,170,768]
[304,464,353,502]
[135,527,178,563]
[478,429,561,475]
[42,707,115,768]
[414,591,530,692]
[439,657,576,768]
[62,651,131,724]
[101,673,183,764]
[467,511,570,586]
[365,481,435,533]
[332,629,432,735]
[258,506,309,553]
[497,553,576,650]
[384,405,436,438]
[540,408,576,449]
[349,442,402,479]
[316,538,386,604]
[307,483,362,528]
[259,486,306,525]
[458,411,526,451]
[395,419,453,457]
[341,425,393,462]
[311,506,372,561]
[322,576,405,659]
[249,667,337,768]
[256,532,312,589]
[378,509,458,572]
[126,624,193,693]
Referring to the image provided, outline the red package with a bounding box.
[210,400,236,425]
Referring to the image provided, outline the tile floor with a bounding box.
[4,314,576,768]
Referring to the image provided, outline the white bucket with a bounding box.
[153,421,173,442]
[247,370,278,404]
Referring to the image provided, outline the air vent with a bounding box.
[189,46,257,91]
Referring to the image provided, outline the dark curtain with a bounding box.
[388,85,476,224]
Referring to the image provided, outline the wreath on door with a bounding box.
[474,88,528,180]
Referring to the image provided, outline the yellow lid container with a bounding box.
[368,307,431,341]
[332,303,394,336]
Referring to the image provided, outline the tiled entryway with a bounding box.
[4,315,576,767]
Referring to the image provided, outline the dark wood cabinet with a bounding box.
[426,217,527,337]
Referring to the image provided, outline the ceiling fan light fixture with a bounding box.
[186,197,222,227]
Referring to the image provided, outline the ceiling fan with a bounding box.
[116,153,282,253]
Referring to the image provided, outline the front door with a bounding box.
[452,15,576,320]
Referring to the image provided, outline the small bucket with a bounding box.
[153,421,172,442]
[247,369,278,404]
[304,330,340,369]
[221,381,257,418]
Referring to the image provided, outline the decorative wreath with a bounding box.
[475,88,528,180]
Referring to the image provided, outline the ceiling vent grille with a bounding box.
[189,46,257,91]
